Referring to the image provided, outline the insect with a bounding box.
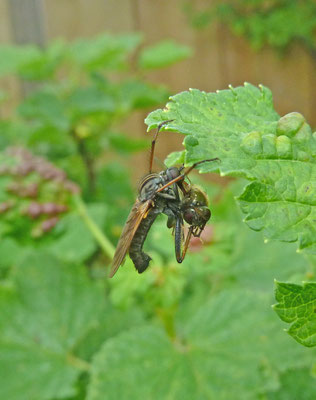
[173,181,212,263]
[108,121,219,277]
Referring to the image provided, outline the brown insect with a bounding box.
[109,121,219,277]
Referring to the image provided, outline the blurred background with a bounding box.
[1,0,316,167]
[0,1,316,400]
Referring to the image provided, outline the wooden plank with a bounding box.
[7,0,47,45]
[214,23,315,126]
[253,44,313,124]
[44,0,135,40]
[7,0,47,96]
[0,0,12,43]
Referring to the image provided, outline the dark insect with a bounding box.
[108,121,219,277]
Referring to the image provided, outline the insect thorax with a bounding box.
[138,167,181,203]
[138,173,162,201]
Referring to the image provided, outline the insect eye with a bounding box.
[167,167,180,180]
[201,207,211,222]
[183,208,195,225]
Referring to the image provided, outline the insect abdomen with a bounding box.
[129,209,158,273]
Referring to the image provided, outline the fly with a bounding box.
[109,121,219,277]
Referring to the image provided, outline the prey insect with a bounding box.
[109,121,219,278]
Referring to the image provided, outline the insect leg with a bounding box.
[156,158,220,193]
[149,120,174,173]
[175,219,193,263]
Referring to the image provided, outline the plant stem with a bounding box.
[71,129,96,194]
[74,195,115,259]
[77,138,96,194]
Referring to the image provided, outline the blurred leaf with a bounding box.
[26,124,76,157]
[18,90,70,131]
[0,238,22,278]
[69,33,143,71]
[0,252,103,400]
[107,132,148,154]
[75,304,145,362]
[229,225,310,292]
[0,45,40,77]
[116,80,169,109]
[185,1,316,52]
[18,40,66,80]
[94,163,134,241]
[49,203,107,263]
[273,281,316,347]
[164,150,185,167]
[68,86,116,118]
[265,367,316,399]
[139,39,192,69]
[88,290,315,400]
[146,84,316,254]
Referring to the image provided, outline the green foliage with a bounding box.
[88,290,314,400]
[138,39,192,69]
[0,252,104,400]
[266,368,316,400]
[274,281,316,347]
[184,0,316,52]
[1,32,316,399]
[146,83,316,254]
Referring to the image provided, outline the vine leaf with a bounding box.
[87,290,314,400]
[145,83,316,254]
[273,281,316,347]
[0,252,104,400]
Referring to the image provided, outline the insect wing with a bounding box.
[109,199,151,278]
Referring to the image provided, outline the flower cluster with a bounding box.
[0,147,80,237]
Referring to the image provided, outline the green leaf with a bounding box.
[18,40,66,80]
[138,39,192,69]
[67,86,116,117]
[273,281,316,347]
[70,33,143,71]
[145,84,316,254]
[18,90,70,131]
[116,80,169,109]
[0,252,103,400]
[0,45,41,77]
[88,291,314,400]
[265,367,316,400]
[49,204,107,263]
[0,238,22,279]
[107,133,148,154]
